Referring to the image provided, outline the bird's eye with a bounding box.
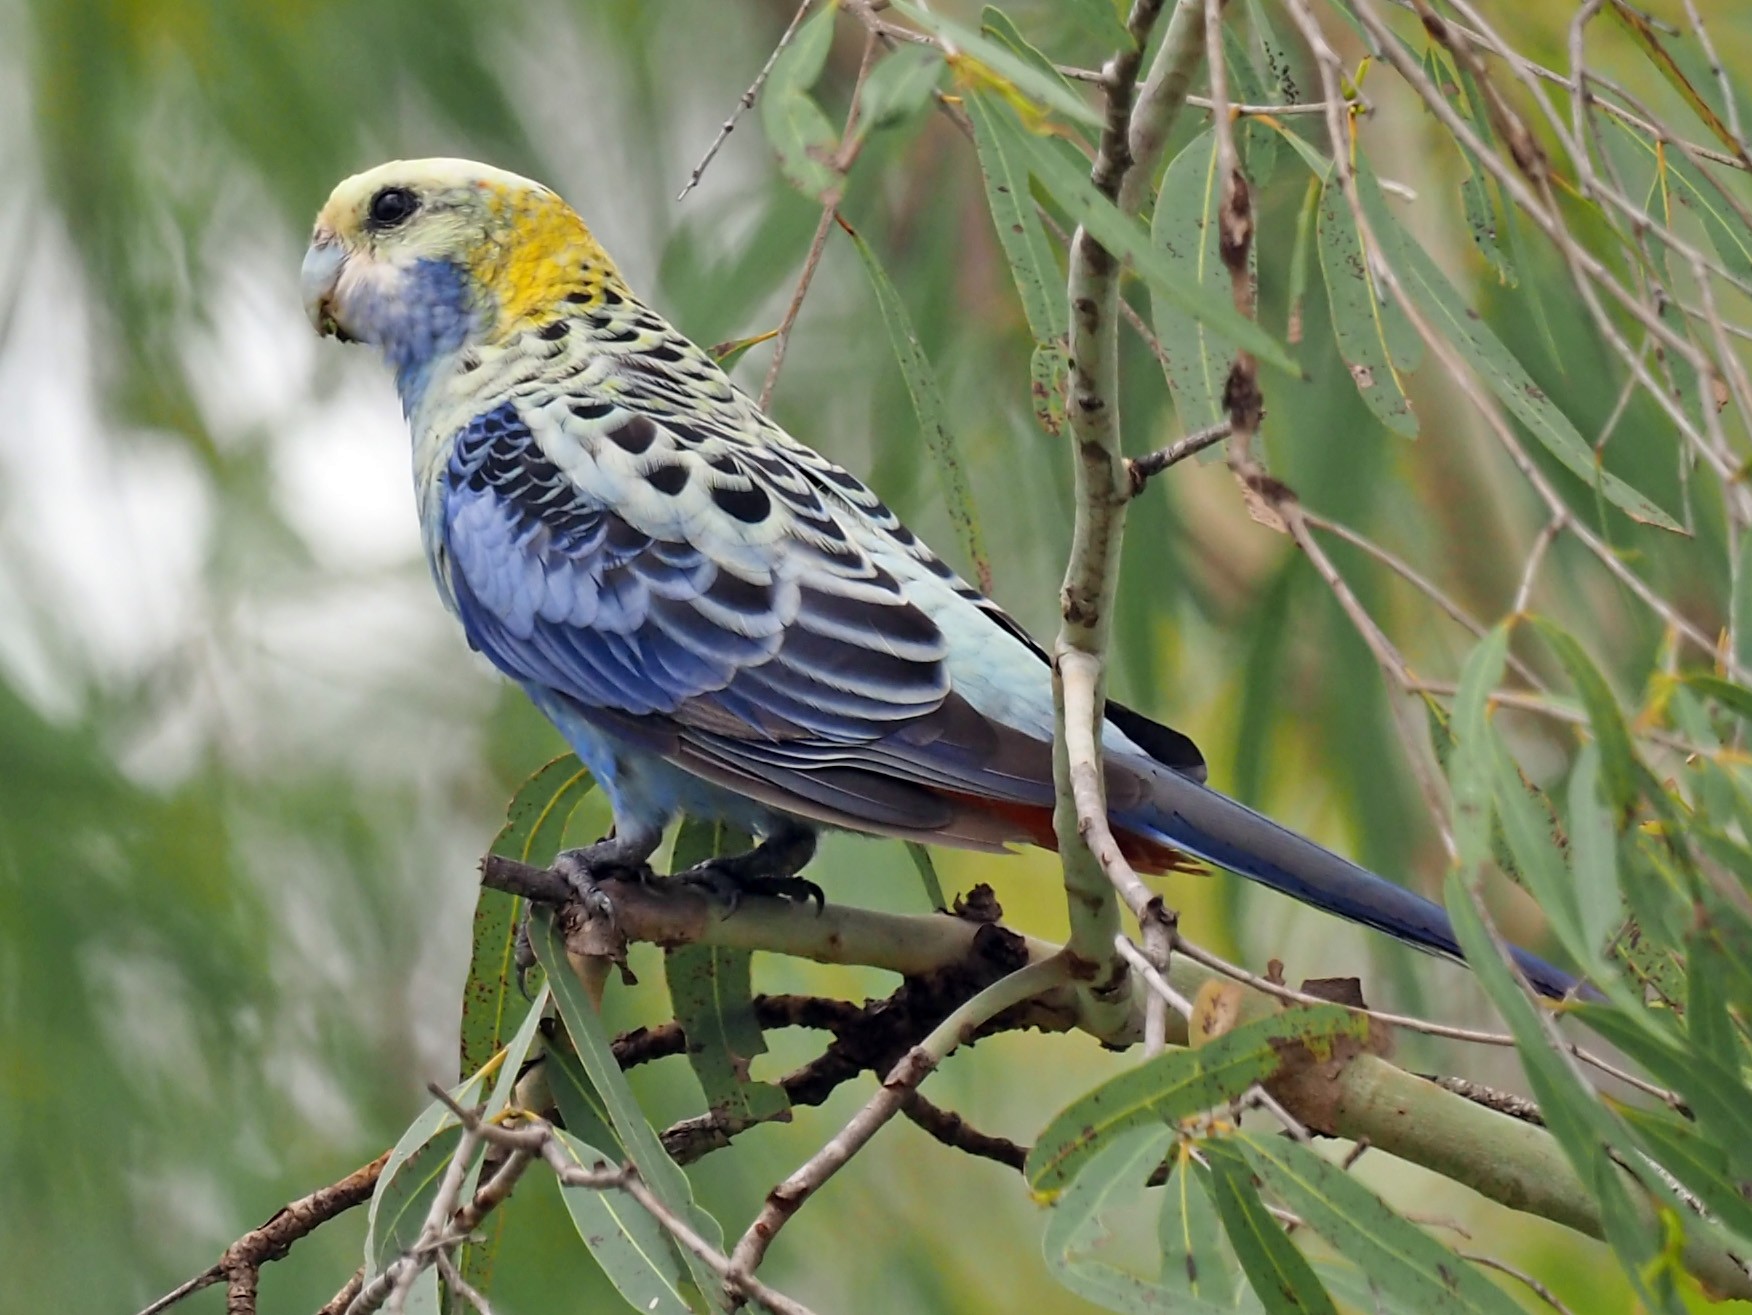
[366,186,419,229]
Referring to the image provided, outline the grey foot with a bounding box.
[676,828,822,914]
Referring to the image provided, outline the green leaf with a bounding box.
[965,86,1069,435]
[1202,1140,1337,1315]
[532,911,729,1308]
[1422,48,1514,285]
[1606,0,1750,165]
[1736,531,1752,677]
[905,841,949,912]
[1566,745,1624,956]
[1681,673,1752,725]
[1316,177,1420,436]
[1448,626,1509,872]
[1442,874,1678,1311]
[856,46,942,136]
[1150,129,1236,435]
[545,1030,621,1156]
[664,815,789,1125]
[762,0,841,200]
[965,87,1068,346]
[894,1,1102,130]
[1528,617,1641,816]
[1488,732,1588,963]
[453,982,550,1306]
[1247,0,1300,108]
[1061,0,1133,52]
[552,1129,700,1315]
[463,755,593,1080]
[1575,1006,1752,1181]
[1620,1106,1752,1246]
[1355,161,1683,532]
[978,6,1081,103]
[1041,1125,1199,1314]
[845,220,993,593]
[1003,111,1299,376]
[1159,1159,1240,1305]
[1286,175,1320,344]
[1027,1005,1368,1194]
[1236,1133,1525,1314]
[1221,27,1278,187]
[364,1066,493,1275]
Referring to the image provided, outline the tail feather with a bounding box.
[1116,768,1586,1001]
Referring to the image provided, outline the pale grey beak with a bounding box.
[301,237,346,337]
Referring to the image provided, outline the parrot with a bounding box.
[301,157,1582,1000]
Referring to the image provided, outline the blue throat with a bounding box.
[364,257,476,414]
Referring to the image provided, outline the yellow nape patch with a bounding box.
[471,184,625,333]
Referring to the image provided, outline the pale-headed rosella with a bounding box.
[301,158,1581,999]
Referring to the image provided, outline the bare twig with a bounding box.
[1053,0,1185,1037]
[678,0,817,200]
[1171,932,1685,1108]
[760,28,881,410]
[134,1153,388,1315]
[1127,419,1233,489]
[729,955,1074,1278]
[898,1093,1029,1170]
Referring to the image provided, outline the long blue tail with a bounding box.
[1118,769,1585,1000]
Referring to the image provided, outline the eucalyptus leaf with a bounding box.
[553,1129,700,1315]
[1236,1132,1526,1315]
[1027,1005,1368,1195]
[846,221,993,592]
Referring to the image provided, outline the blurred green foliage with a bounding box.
[6,0,1752,1312]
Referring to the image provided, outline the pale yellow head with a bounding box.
[302,158,624,394]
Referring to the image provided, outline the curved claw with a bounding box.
[676,860,825,915]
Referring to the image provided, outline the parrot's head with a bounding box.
[303,158,623,401]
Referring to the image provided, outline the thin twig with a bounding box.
[135,1153,388,1315]
[729,955,1073,1279]
[678,0,818,200]
[759,28,881,410]
[1173,935,1686,1108]
[1127,420,1234,489]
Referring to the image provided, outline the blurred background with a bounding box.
[4,0,1749,1311]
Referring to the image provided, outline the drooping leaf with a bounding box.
[364,1065,494,1275]
[1620,1106,1752,1247]
[1041,1125,1203,1314]
[1528,617,1641,816]
[1356,160,1683,531]
[532,910,729,1309]
[552,1129,700,1315]
[762,0,842,200]
[1442,875,1679,1312]
[463,755,593,1080]
[856,45,943,137]
[1202,1139,1338,1315]
[1235,1132,1527,1315]
[1448,626,1510,873]
[1606,0,1752,166]
[1150,128,1237,436]
[893,1,1102,130]
[1316,175,1419,436]
[1027,1005,1368,1194]
[965,87,1069,435]
[453,983,550,1307]
[663,816,788,1125]
[992,97,1300,375]
[1158,1157,1240,1305]
[845,220,994,592]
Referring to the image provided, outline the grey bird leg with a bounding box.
[677,824,823,913]
[515,824,665,993]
